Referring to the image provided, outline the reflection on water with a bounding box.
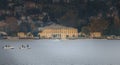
[0,39,120,65]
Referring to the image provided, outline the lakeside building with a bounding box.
[38,24,78,39]
[90,32,102,38]
[0,31,8,39]
[17,32,26,38]
[17,32,34,39]
[78,32,87,38]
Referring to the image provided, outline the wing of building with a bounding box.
[0,31,8,39]
[38,24,78,39]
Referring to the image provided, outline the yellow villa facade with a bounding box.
[38,24,78,39]
[17,32,26,38]
[90,32,102,38]
[17,32,34,39]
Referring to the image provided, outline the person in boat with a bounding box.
[27,44,29,47]
[21,44,26,48]
[27,44,31,49]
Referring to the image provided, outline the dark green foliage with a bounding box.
[19,22,32,33]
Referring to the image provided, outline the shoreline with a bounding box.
[0,38,112,41]
[1,37,120,40]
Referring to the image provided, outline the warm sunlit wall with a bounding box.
[17,32,26,38]
[90,32,101,38]
[39,28,78,39]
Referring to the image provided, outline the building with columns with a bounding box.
[38,24,78,39]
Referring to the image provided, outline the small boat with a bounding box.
[27,45,31,49]
[19,45,26,49]
[19,44,31,49]
[53,39,61,41]
[3,45,14,49]
[19,47,24,49]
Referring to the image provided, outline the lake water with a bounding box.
[0,39,120,65]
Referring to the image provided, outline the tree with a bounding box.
[19,21,31,33]
[60,10,79,27]
[0,22,8,32]
[89,17,109,34]
[5,17,19,36]
[81,26,90,35]
[113,16,120,35]
[105,15,120,35]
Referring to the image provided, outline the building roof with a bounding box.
[43,24,76,29]
[0,31,7,35]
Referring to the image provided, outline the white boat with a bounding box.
[27,45,31,49]
[3,45,14,49]
[19,45,26,49]
[19,44,31,49]
[53,39,61,41]
[19,47,25,49]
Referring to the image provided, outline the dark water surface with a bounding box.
[0,39,120,65]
